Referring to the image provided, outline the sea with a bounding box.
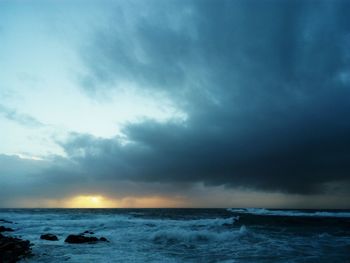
[0,208,349,262]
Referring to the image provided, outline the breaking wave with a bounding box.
[227,208,350,218]
[151,225,249,245]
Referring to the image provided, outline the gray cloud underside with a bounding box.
[70,0,350,195]
[0,154,52,203]
[0,153,196,206]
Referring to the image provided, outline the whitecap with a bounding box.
[227,208,350,218]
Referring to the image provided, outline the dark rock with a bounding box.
[0,226,14,232]
[83,230,94,235]
[0,233,32,262]
[40,234,58,241]
[99,237,108,242]
[65,234,99,244]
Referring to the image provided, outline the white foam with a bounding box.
[227,208,350,218]
[239,225,247,234]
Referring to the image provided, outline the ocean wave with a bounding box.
[151,225,249,245]
[126,216,239,229]
[2,209,350,262]
[227,208,350,218]
[151,229,215,244]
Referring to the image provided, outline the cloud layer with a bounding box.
[73,0,350,194]
[1,0,350,207]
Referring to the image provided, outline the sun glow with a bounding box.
[61,195,186,208]
[65,195,118,208]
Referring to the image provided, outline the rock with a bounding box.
[0,233,32,262]
[40,234,58,241]
[83,230,94,235]
[0,226,14,232]
[65,234,99,244]
[65,234,108,244]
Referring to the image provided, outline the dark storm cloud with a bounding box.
[72,0,350,194]
[0,154,50,205]
[0,155,73,199]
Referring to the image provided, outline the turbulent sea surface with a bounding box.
[0,208,349,262]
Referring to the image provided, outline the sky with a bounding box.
[1,0,350,208]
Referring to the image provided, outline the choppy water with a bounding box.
[0,208,349,262]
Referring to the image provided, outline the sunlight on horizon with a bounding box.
[64,195,119,208]
[62,195,187,209]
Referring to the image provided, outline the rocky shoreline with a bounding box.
[0,220,32,263]
[1,219,108,262]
